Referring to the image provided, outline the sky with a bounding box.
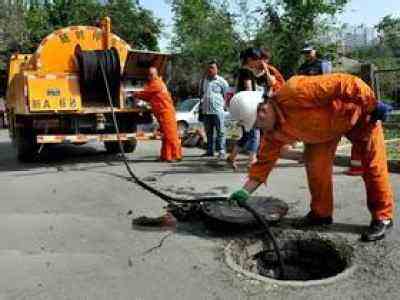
[139,0,400,50]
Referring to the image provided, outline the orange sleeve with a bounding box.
[248,135,286,183]
[135,80,163,102]
[338,74,377,114]
[268,65,285,92]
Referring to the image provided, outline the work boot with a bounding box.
[361,219,393,242]
[295,211,333,227]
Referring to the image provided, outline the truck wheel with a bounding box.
[104,141,120,153]
[123,139,137,153]
[15,128,38,162]
[104,139,137,154]
[177,121,188,138]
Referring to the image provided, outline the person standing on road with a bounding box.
[296,45,332,162]
[229,73,394,242]
[134,67,182,162]
[227,47,285,169]
[256,48,285,96]
[199,61,229,159]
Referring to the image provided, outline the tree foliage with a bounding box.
[103,0,162,50]
[168,0,349,98]
[376,15,400,58]
[347,15,400,69]
[168,0,240,98]
[255,0,349,77]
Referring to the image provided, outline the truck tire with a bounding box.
[15,128,38,162]
[177,121,189,138]
[122,139,137,153]
[104,141,120,153]
[104,138,137,154]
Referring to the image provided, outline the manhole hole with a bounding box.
[225,230,355,287]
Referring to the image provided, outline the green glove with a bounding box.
[229,188,250,206]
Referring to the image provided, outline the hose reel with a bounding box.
[75,47,121,106]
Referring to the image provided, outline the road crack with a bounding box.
[141,232,174,255]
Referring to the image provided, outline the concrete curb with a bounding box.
[208,136,400,173]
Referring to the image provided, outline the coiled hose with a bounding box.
[86,49,286,279]
[76,48,121,106]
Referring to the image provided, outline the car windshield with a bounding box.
[176,99,199,112]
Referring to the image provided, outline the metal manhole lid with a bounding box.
[202,196,288,225]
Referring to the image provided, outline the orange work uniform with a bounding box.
[249,73,394,220]
[135,77,182,161]
[267,64,285,93]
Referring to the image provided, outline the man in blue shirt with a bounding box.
[199,61,229,159]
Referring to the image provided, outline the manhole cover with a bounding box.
[202,196,288,229]
[225,230,355,287]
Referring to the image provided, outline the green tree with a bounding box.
[24,2,52,52]
[376,15,400,57]
[168,0,240,98]
[255,0,349,77]
[0,0,30,95]
[103,0,162,50]
[45,0,101,29]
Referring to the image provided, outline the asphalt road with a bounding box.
[0,129,399,300]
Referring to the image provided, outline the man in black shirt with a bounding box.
[298,45,331,75]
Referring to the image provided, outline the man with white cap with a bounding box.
[298,44,332,76]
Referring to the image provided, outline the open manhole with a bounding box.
[225,230,355,287]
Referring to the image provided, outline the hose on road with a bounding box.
[95,50,286,279]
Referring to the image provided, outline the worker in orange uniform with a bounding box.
[229,73,394,242]
[134,67,182,162]
[227,47,285,169]
[257,48,285,95]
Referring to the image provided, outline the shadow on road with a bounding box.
[152,158,304,176]
[0,138,305,177]
[0,140,158,173]
[131,212,369,242]
[278,217,368,235]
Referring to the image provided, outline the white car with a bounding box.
[175,98,201,136]
[176,98,232,136]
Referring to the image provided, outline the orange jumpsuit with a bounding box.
[135,77,182,161]
[249,73,394,220]
[267,64,285,93]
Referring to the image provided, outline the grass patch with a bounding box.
[388,113,400,123]
[387,141,400,160]
[384,128,400,140]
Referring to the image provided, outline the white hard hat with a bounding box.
[228,91,263,131]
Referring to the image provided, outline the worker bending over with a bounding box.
[229,73,394,242]
[134,67,182,162]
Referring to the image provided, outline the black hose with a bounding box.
[76,48,120,106]
[96,53,224,204]
[96,51,286,279]
[238,202,285,279]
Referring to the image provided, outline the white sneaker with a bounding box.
[218,152,226,160]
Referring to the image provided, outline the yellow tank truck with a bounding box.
[6,17,170,161]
